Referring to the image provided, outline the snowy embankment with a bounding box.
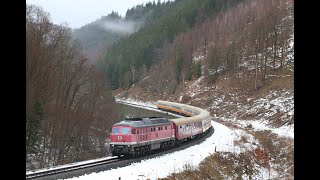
[66,121,266,180]
[231,119,294,139]
[209,88,294,127]
[65,98,292,180]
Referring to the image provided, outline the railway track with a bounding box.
[26,157,120,179]
[116,100,185,118]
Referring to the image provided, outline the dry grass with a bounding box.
[160,151,259,180]
[159,129,293,179]
[253,130,294,179]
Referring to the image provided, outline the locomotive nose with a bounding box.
[117,135,126,142]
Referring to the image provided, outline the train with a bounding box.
[109,100,213,157]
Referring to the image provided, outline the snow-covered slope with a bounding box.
[65,121,284,180]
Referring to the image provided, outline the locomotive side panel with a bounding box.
[134,124,173,143]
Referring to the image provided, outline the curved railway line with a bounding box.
[26,100,214,180]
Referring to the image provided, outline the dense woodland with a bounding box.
[26,5,120,169]
[100,0,245,89]
[96,0,292,93]
[138,0,293,95]
[72,0,176,64]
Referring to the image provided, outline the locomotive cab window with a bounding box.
[113,127,120,134]
[131,129,135,134]
[122,127,130,134]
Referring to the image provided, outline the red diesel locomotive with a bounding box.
[109,117,175,157]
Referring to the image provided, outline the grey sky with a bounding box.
[26,0,169,29]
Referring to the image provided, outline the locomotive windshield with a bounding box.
[112,127,131,134]
[113,127,120,134]
[122,127,131,134]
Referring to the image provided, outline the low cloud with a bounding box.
[99,19,141,34]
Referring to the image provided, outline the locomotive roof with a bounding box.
[113,117,172,128]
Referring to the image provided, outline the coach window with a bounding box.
[165,126,167,130]
[137,129,139,134]
[158,127,160,131]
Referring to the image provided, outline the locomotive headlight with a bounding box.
[127,145,130,147]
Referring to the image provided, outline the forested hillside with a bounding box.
[99,0,244,89]
[72,0,178,64]
[116,0,293,127]
[140,0,293,93]
[26,5,120,170]
[72,12,127,63]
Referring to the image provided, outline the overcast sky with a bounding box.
[26,0,169,29]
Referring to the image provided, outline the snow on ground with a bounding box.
[64,121,243,180]
[240,89,294,121]
[209,88,294,124]
[233,119,294,139]
[184,76,211,98]
[65,118,283,180]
